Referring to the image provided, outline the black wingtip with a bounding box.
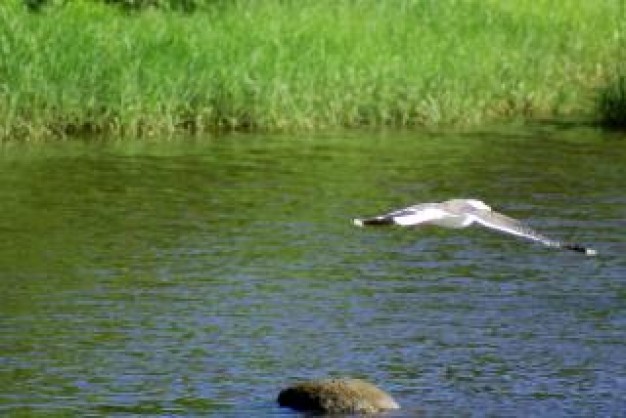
[353,217,395,227]
[563,243,598,256]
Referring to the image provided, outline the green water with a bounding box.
[1,127,625,416]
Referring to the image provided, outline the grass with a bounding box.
[0,0,623,140]
[598,74,626,129]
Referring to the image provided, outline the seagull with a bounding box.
[353,199,597,256]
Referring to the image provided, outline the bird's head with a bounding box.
[466,199,492,211]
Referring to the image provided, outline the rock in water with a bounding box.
[277,378,399,414]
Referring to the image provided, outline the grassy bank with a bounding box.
[0,0,623,140]
[598,74,626,129]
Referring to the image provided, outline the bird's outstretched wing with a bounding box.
[471,210,597,255]
[469,210,562,247]
[354,205,447,227]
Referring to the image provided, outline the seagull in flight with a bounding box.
[353,199,597,256]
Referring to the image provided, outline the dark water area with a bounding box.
[1,127,625,417]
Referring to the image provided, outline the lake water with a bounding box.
[1,126,625,417]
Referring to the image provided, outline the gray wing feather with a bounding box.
[385,205,448,226]
[470,210,562,248]
[386,203,435,217]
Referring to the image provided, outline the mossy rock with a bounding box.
[277,378,399,414]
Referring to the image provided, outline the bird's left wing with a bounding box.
[354,205,447,227]
[387,206,448,226]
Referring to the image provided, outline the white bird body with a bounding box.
[353,198,597,256]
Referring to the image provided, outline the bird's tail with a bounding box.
[562,243,598,256]
[353,216,395,227]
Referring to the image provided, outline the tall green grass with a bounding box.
[0,0,623,140]
[598,74,626,129]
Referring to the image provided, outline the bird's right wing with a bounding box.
[470,210,561,247]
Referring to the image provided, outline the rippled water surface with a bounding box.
[1,127,625,416]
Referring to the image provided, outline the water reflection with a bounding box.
[1,128,625,416]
